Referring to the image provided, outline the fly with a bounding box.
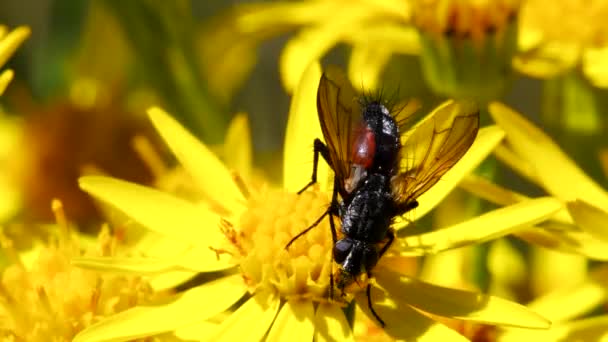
[285,66,479,327]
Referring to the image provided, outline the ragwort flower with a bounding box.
[0,200,157,342]
[207,0,417,92]
[211,0,522,101]
[412,0,520,100]
[517,0,608,87]
[460,102,608,260]
[73,63,556,341]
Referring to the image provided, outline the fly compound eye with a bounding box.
[333,239,352,264]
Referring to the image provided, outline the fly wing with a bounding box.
[392,100,479,206]
[392,98,422,134]
[316,66,364,197]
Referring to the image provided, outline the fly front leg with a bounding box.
[298,138,332,194]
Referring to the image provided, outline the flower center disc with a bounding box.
[222,188,337,303]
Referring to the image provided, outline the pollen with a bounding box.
[216,187,337,302]
[0,200,154,341]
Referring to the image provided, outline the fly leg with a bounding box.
[297,138,332,194]
[284,210,329,249]
[366,277,385,327]
[286,177,340,250]
[365,229,394,328]
[327,180,340,301]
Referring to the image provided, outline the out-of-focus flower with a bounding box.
[8,93,158,225]
[73,63,556,341]
[460,102,608,261]
[0,200,159,341]
[210,0,523,101]
[208,0,417,92]
[412,0,520,100]
[517,0,608,87]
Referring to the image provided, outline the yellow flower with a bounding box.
[214,0,523,100]
[461,102,608,260]
[517,0,608,87]
[74,62,556,341]
[412,0,520,100]
[0,200,157,342]
[215,0,417,92]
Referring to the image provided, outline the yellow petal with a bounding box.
[72,256,188,274]
[400,197,562,255]
[460,174,573,225]
[348,43,393,91]
[266,301,315,342]
[358,0,411,19]
[516,225,608,261]
[282,61,330,193]
[401,125,505,226]
[346,24,420,55]
[314,303,354,342]
[355,289,469,342]
[526,276,608,323]
[489,102,608,211]
[223,113,252,180]
[149,270,198,292]
[73,274,246,342]
[583,46,608,88]
[0,26,30,67]
[147,107,245,213]
[79,176,231,270]
[512,41,579,79]
[236,2,341,33]
[0,69,13,95]
[376,269,551,329]
[173,319,220,341]
[567,199,608,243]
[211,293,280,341]
[279,6,374,91]
[500,311,608,342]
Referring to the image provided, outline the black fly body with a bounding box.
[285,66,479,327]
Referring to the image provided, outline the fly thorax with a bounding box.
[363,102,401,174]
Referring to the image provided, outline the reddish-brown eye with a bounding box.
[351,126,375,168]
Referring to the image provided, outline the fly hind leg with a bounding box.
[298,138,332,194]
[365,229,394,327]
[366,277,385,327]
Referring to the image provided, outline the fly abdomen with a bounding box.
[340,173,393,243]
